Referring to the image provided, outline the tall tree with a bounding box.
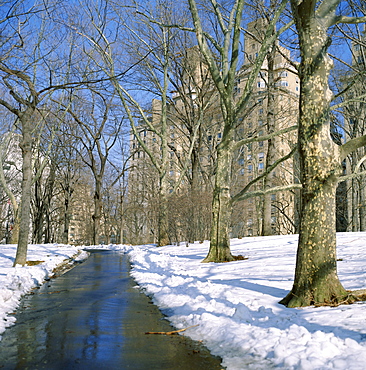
[60,89,123,245]
[188,0,294,261]
[280,0,366,307]
[0,0,86,263]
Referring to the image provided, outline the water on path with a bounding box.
[0,251,223,369]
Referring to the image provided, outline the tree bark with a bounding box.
[92,174,103,245]
[280,3,348,306]
[158,180,170,247]
[203,134,235,262]
[14,110,34,266]
[262,42,277,236]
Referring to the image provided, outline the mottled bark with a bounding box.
[281,1,348,306]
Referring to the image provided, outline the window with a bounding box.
[247,218,253,226]
[238,158,244,165]
[248,122,253,128]
[259,141,264,147]
[258,163,264,170]
[281,81,289,87]
[271,194,276,201]
[153,137,156,143]
[258,120,263,126]
[218,132,222,139]
[169,170,174,176]
[259,109,264,115]
[248,164,253,173]
[258,152,264,159]
[208,135,212,141]
[239,168,245,175]
[247,154,252,161]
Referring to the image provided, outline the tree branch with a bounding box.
[340,134,366,160]
[231,146,297,204]
[233,125,297,151]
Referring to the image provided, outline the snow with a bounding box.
[1,233,366,369]
[0,243,88,339]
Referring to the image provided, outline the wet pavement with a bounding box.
[0,251,223,369]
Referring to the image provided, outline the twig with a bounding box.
[145,324,199,335]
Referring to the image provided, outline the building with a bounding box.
[230,19,299,236]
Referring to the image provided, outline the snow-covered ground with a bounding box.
[1,233,366,369]
[0,243,88,338]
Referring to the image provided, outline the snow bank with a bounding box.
[125,233,366,370]
[0,244,88,339]
[1,233,366,370]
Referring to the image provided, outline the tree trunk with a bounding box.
[32,174,44,244]
[262,43,276,236]
[157,176,170,247]
[203,135,234,262]
[10,213,20,244]
[14,111,34,266]
[188,148,200,243]
[62,188,71,244]
[280,11,347,306]
[92,176,103,245]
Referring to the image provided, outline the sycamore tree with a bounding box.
[280,0,366,307]
[187,0,297,261]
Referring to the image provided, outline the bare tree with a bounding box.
[280,0,366,307]
[0,0,84,264]
[187,0,295,261]
[59,88,124,245]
